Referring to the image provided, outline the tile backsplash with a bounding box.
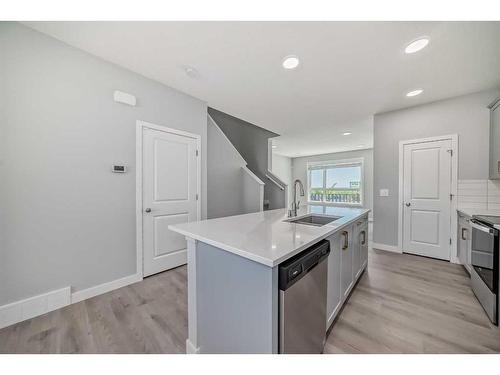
[457,179,500,210]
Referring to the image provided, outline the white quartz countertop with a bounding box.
[169,206,370,267]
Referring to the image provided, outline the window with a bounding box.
[307,158,363,206]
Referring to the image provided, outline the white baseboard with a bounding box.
[0,287,71,330]
[71,273,142,304]
[0,273,143,330]
[371,242,402,254]
[186,339,200,354]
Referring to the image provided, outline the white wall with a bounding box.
[271,152,292,208]
[242,168,264,214]
[0,23,208,306]
[292,148,374,213]
[373,87,500,247]
[271,152,292,186]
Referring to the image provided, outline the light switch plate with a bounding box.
[112,165,127,173]
[380,189,389,197]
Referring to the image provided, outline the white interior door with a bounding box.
[403,139,452,260]
[143,126,199,277]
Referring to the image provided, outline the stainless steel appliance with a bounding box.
[278,239,330,353]
[470,215,499,325]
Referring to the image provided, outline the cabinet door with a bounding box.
[458,216,467,266]
[352,224,361,280]
[341,226,353,299]
[353,218,368,280]
[465,218,472,274]
[458,214,472,274]
[359,222,368,270]
[326,233,342,328]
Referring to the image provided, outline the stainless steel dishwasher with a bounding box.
[279,239,330,354]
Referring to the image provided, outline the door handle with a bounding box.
[145,208,151,213]
[342,231,349,250]
[405,202,411,207]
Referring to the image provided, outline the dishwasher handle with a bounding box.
[278,239,330,291]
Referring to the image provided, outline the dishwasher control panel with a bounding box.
[278,239,330,291]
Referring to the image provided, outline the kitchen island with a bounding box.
[169,206,370,354]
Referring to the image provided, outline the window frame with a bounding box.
[306,157,364,208]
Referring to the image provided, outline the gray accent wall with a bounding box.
[0,22,208,305]
[208,108,285,210]
[373,87,500,246]
[292,148,374,213]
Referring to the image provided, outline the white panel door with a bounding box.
[143,127,199,277]
[403,139,452,260]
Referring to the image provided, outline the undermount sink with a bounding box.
[286,214,342,227]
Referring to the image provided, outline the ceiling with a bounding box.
[24,21,500,157]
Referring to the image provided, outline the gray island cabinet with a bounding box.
[169,206,369,354]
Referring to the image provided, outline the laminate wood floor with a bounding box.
[1,249,499,353]
[0,266,188,354]
[324,249,500,353]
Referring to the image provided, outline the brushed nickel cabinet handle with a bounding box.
[342,231,349,250]
[461,228,467,240]
[361,230,367,245]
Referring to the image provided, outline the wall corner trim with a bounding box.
[371,242,402,254]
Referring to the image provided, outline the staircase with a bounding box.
[207,110,287,217]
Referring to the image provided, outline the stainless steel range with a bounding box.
[470,215,500,325]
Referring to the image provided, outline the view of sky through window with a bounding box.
[311,166,361,188]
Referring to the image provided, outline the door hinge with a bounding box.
[196,149,199,157]
[196,194,199,200]
[447,149,453,156]
[450,238,452,245]
[450,193,454,200]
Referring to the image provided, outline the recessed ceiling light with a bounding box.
[343,132,352,136]
[405,38,429,54]
[406,89,423,97]
[282,55,300,70]
[357,144,365,148]
[272,145,277,149]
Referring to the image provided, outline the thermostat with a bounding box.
[112,165,127,173]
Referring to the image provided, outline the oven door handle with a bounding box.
[470,220,494,234]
